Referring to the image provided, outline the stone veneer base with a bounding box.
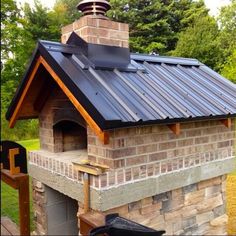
[29,157,235,211]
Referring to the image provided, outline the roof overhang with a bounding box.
[6,51,110,144]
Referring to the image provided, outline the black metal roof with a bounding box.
[6,33,236,130]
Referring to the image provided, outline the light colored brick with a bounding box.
[164,208,182,221]
[196,211,214,225]
[210,214,228,227]
[205,185,221,197]
[140,203,161,215]
[146,215,165,231]
[184,189,205,206]
[141,197,153,207]
[128,201,141,212]
[105,205,128,217]
[196,194,223,213]
[182,205,198,218]
[198,177,222,189]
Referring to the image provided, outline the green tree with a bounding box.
[172,16,222,71]
[1,1,58,140]
[53,0,81,25]
[107,0,209,54]
[218,0,236,82]
[218,0,236,60]
[23,1,61,43]
[1,0,22,62]
[221,49,236,83]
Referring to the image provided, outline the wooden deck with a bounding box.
[1,217,19,236]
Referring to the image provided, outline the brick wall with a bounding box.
[87,120,235,187]
[39,85,86,153]
[35,83,235,234]
[61,15,129,47]
[103,175,227,235]
[35,116,235,189]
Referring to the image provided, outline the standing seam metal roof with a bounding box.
[6,35,236,130]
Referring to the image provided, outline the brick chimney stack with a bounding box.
[61,0,129,48]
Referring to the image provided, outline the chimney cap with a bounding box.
[77,0,111,16]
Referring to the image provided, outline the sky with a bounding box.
[16,0,231,16]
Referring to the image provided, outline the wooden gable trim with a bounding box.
[9,58,41,128]
[9,56,109,145]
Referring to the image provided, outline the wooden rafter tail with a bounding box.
[168,123,180,135]
[102,131,109,145]
[40,56,109,145]
[220,118,231,128]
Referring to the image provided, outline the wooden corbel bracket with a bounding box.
[73,160,109,214]
[168,123,180,135]
[220,118,231,128]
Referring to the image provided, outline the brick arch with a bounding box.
[53,108,86,129]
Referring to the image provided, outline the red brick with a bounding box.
[137,144,157,154]
[112,147,136,158]
[159,141,176,150]
[126,155,147,166]
[125,168,132,181]
[149,152,167,162]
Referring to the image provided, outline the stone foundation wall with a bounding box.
[32,179,47,235]
[32,174,228,235]
[32,179,79,236]
[103,175,227,235]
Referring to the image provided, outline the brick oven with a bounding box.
[6,0,236,235]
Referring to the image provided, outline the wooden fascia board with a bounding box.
[9,56,109,145]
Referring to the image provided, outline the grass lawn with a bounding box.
[1,139,39,231]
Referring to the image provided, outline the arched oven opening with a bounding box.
[53,120,87,152]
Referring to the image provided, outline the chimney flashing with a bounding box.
[66,32,131,71]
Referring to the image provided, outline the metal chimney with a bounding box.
[77,0,111,16]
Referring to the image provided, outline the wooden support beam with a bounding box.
[220,118,231,128]
[83,173,90,213]
[168,123,180,135]
[73,161,109,176]
[18,175,30,236]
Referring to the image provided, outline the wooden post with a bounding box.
[18,175,30,236]
[1,170,30,236]
[83,173,90,213]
